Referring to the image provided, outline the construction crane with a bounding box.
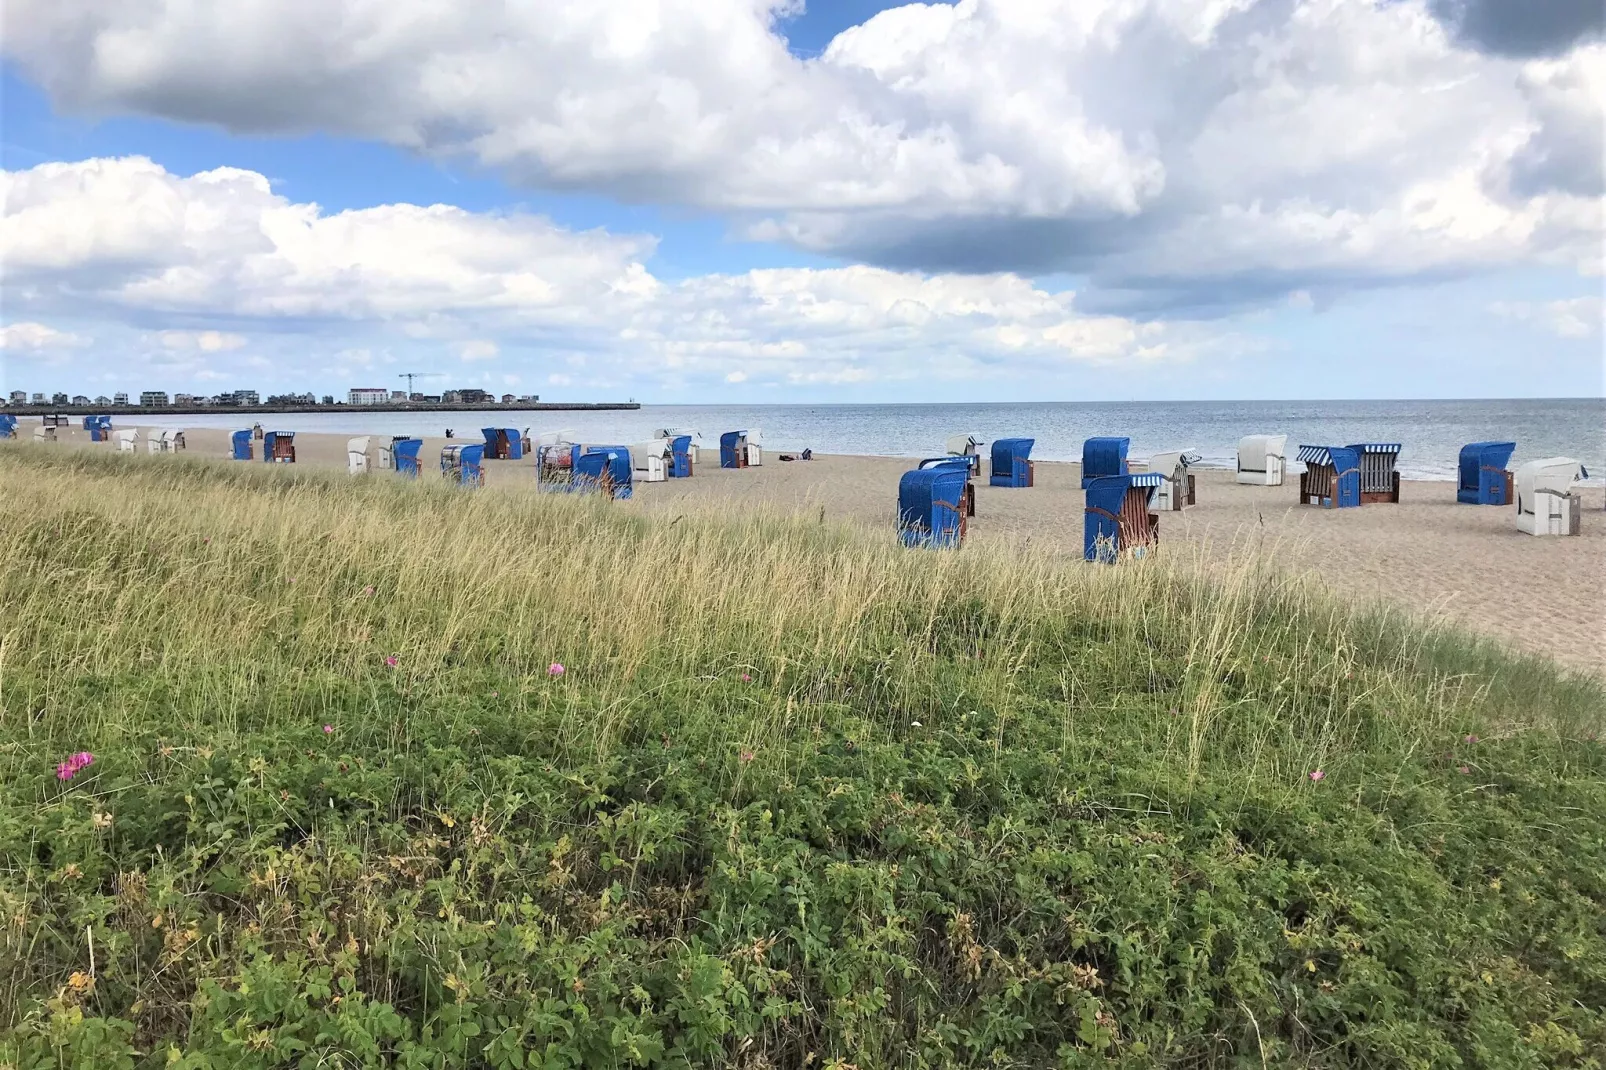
[397,372,442,398]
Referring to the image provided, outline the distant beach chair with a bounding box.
[1347,443,1401,503]
[481,427,524,460]
[1457,441,1516,505]
[534,431,579,487]
[1081,437,1129,488]
[720,430,755,469]
[114,429,138,452]
[745,428,764,466]
[945,433,985,475]
[146,432,163,453]
[1296,445,1361,508]
[668,434,694,477]
[263,431,296,463]
[83,415,114,442]
[393,438,423,478]
[1236,435,1288,485]
[0,414,17,439]
[440,443,485,487]
[161,429,185,452]
[989,438,1035,488]
[631,439,671,482]
[231,430,253,460]
[1515,457,1588,536]
[655,428,700,467]
[43,414,70,428]
[918,457,977,516]
[574,446,633,499]
[34,425,55,443]
[347,436,371,475]
[1149,449,1200,511]
[899,465,968,548]
[1084,473,1164,563]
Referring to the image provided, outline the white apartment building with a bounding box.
[348,388,390,405]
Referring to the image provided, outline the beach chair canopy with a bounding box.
[1457,441,1516,503]
[631,439,671,467]
[945,433,984,456]
[1296,445,1344,469]
[348,436,370,454]
[114,429,138,449]
[231,430,252,459]
[1346,442,1402,456]
[898,466,968,548]
[745,428,764,447]
[1149,449,1200,480]
[1081,437,1130,486]
[1237,434,1287,473]
[1516,457,1588,504]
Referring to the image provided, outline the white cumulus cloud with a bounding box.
[0,321,86,350]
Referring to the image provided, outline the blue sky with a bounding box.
[2,0,1601,403]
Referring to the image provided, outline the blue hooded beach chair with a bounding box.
[669,434,694,478]
[231,430,253,460]
[1297,446,1360,508]
[0,415,16,438]
[899,466,968,548]
[440,443,485,487]
[393,438,423,478]
[1457,441,1516,505]
[1081,437,1130,488]
[919,457,976,516]
[989,438,1035,487]
[1346,443,1402,503]
[720,430,750,469]
[574,446,633,499]
[262,431,296,463]
[1084,473,1163,563]
[481,427,524,460]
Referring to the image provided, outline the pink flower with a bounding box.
[489,690,499,698]
[548,663,565,677]
[740,673,752,683]
[323,724,335,734]
[739,749,755,763]
[384,655,399,668]
[1458,765,1471,775]
[54,752,95,782]
[362,586,375,596]
[1463,734,1479,744]
[287,577,296,584]
[1308,769,1325,782]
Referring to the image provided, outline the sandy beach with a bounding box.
[18,421,1606,672]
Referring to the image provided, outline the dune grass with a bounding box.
[1,445,1603,1068]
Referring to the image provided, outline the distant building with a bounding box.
[31,393,45,405]
[441,390,463,404]
[52,392,70,405]
[418,394,441,404]
[139,390,169,407]
[174,393,196,405]
[348,387,389,406]
[500,393,516,404]
[113,392,129,406]
[458,388,492,404]
[233,389,261,406]
[94,395,110,405]
[71,395,91,405]
[321,395,335,406]
[519,394,541,402]
[8,390,25,404]
[391,390,407,401]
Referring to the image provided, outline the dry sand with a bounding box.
[18,421,1606,672]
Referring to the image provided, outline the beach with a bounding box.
[23,422,1606,671]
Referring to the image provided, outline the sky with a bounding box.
[1,0,1602,404]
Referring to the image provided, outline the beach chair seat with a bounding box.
[1237,435,1287,485]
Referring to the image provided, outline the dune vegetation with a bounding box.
[1,445,1603,1069]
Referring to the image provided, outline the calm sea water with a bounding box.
[149,398,1604,483]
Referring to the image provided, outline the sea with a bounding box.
[146,398,1604,483]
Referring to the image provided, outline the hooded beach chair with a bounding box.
[1236,435,1288,485]
[989,438,1035,487]
[1457,442,1516,505]
[115,429,138,452]
[34,425,55,443]
[668,434,694,477]
[1084,473,1163,563]
[83,415,113,442]
[262,431,296,463]
[574,447,633,499]
[1081,437,1129,488]
[720,430,751,469]
[899,466,968,548]
[945,433,985,475]
[43,414,70,428]
[481,427,524,460]
[147,432,164,453]
[918,457,977,516]
[1149,449,1200,511]
[231,430,253,460]
[1515,458,1588,536]
[745,428,764,466]
[534,431,579,488]
[656,428,700,467]
[1296,445,1361,508]
[161,429,185,452]
[1347,443,1401,503]
[631,440,670,482]
[393,438,423,478]
[0,414,17,439]
[347,436,371,475]
[440,443,485,487]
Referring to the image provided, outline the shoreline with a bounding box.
[10,419,1603,673]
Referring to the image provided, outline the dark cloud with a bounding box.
[1430,0,1603,57]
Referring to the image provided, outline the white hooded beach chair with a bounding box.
[159,429,185,451]
[1150,449,1201,511]
[744,427,764,467]
[946,433,985,475]
[1237,435,1287,485]
[115,429,138,452]
[630,439,670,482]
[347,436,371,475]
[33,426,55,443]
[1515,457,1588,536]
[147,434,165,454]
